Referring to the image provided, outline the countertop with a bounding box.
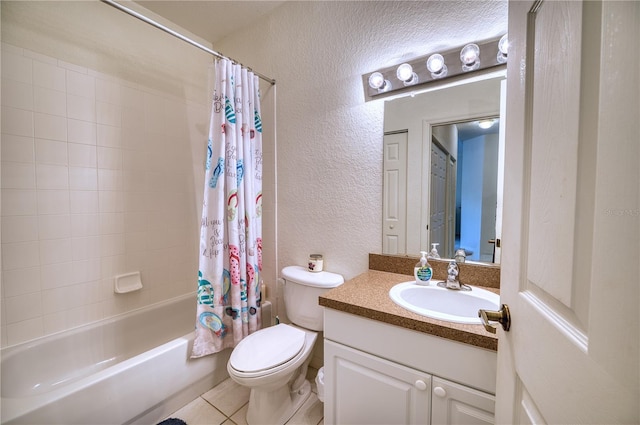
[319,270,498,351]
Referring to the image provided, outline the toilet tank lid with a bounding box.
[281,266,344,288]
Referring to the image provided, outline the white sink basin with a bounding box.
[389,281,500,324]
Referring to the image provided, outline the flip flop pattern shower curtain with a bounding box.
[191,59,263,358]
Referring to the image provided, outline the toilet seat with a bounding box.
[229,324,306,377]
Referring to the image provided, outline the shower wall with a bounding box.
[0,1,223,347]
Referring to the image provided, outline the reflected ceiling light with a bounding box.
[426,54,448,79]
[460,43,480,71]
[396,63,419,86]
[368,72,391,92]
[478,119,496,129]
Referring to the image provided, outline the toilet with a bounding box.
[227,265,344,425]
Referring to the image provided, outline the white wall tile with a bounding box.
[67,119,97,145]
[97,101,121,127]
[2,78,34,110]
[122,106,145,130]
[98,169,122,191]
[2,267,41,297]
[2,106,34,137]
[99,213,124,236]
[1,162,36,189]
[35,138,68,165]
[1,189,38,216]
[2,241,40,270]
[4,292,43,323]
[97,146,122,169]
[38,214,71,240]
[67,70,95,98]
[39,238,72,265]
[1,215,39,243]
[97,124,121,148]
[34,113,67,141]
[100,233,125,257]
[1,134,35,163]
[40,262,72,290]
[71,258,101,284]
[125,231,147,253]
[122,86,144,111]
[37,189,70,215]
[36,164,69,190]
[69,166,98,190]
[26,51,56,65]
[32,60,65,91]
[70,213,99,237]
[96,78,122,105]
[98,190,123,213]
[71,236,101,261]
[69,190,98,214]
[101,254,126,279]
[1,50,32,84]
[6,317,44,346]
[67,94,96,122]
[34,86,66,117]
[68,143,96,167]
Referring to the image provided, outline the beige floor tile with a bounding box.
[201,378,251,417]
[168,397,228,425]
[286,393,324,425]
[229,403,249,425]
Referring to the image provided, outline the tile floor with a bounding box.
[164,368,324,425]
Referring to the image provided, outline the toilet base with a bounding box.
[246,379,312,425]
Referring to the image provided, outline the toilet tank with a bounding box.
[281,266,344,331]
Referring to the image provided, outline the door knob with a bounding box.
[414,380,427,391]
[478,304,511,334]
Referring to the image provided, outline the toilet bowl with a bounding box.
[227,266,343,425]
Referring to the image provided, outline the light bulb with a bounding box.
[497,34,509,64]
[498,34,509,55]
[426,54,448,79]
[368,72,385,89]
[395,64,418,86]
[460,43,480,71]
[396,63,413,81]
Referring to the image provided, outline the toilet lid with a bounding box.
[229,324,306,373]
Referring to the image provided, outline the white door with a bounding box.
[496,1,639,423]
[382,131,408,254]
[430,141,448,255]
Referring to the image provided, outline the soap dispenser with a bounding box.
[429,243,440,259]
[414,251,433,286]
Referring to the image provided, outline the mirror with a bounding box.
[382,74,505,264]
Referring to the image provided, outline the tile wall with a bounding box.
[1,43,208,347]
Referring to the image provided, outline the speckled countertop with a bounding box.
[319,270,499,351]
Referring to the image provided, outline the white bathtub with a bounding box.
[1,293,232,424]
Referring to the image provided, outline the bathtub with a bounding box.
[1,293,233,424]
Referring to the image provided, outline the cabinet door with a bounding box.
[324,340,431,425]
[431,376,495,425]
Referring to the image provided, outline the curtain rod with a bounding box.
[99,0,276,85]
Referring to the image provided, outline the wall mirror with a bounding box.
[382,73,505,264]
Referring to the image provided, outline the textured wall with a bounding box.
[214,1,508,286]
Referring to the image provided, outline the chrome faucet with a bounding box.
[445,261,462,290]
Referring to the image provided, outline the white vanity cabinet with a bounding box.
[323,309,497,425]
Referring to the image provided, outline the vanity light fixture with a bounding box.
[426,54,448,79]
[497,34,509,64]
[362,35,507,101]
[396,63,419,86]
[460,43,481,71]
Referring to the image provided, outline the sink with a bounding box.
[389,281,500,324]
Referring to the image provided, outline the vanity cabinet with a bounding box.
[323,309,497,425]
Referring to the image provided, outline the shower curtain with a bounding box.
[191,59,263,358]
